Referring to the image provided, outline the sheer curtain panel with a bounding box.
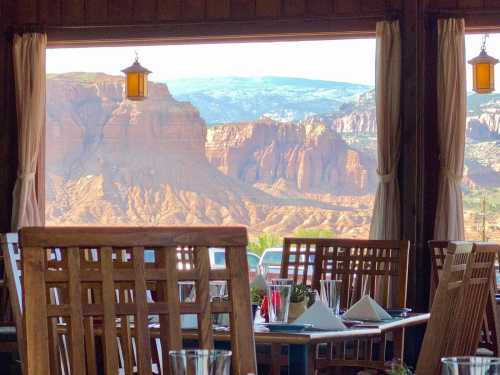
[11,33,47,230]
[434,19,466,241]
[369,20,402,240]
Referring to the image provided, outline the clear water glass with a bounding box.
[267,284,291,323]
[442,357,500,375]
[320,279,342,316]
[169,349,232,375]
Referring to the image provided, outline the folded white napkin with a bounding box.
[293,299,347,331]
[343,295,392,322]
[250,274,268,291]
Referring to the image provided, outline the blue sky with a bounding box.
[47,34,500,91]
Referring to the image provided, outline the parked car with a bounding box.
[209,248,261,272]
[247,252,261,271]
[259,247,283,279]
[259,247,315,283]
[259,247,283,268]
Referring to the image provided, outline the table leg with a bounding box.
[289,344,314,375]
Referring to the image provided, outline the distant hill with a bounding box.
[166,76,372,124]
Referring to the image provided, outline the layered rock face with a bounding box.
[467,112,500,140]
[206,119,375,195]
[304,90,376,135]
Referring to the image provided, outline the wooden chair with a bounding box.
[314,239,409,371]
[0,233,24,373]
[280,238,410,372]
[416,242,499,375]
[428,240,500,355]
[20,226,257,375]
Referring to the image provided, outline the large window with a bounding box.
[45,39,377,250]
[464,34,500,241]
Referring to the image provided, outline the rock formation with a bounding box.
[206,119,376,195]
[45,73,376,237]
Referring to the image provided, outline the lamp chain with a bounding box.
[481,34,489,52]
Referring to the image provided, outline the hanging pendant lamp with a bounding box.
[468,34,498,94]
[122,51,152,101]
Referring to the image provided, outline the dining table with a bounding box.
[180,313,431,375]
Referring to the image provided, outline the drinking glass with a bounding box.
[209,281,226,302]
[170,349,232,375]
[320,279,342,316]
[258,264,269,281]
[271,278,294,286]
[441,357,500,375]
[267,284,291,323]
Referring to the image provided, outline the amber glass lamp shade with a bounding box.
[468,50,499,94]
[121,58,152,101]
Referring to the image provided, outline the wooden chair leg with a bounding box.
[393,328,405,360]
[270,344,281,375]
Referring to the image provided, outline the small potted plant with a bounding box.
[251,287,266,321]
[288,284,312,322]
[385,359,413,375]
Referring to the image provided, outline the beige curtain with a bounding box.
[11,33,47,230]
[434,19,466,241]
[369,20,402,240]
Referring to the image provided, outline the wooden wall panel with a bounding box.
[361,0,386,12]
[108,0,134,24]
[158,0,181,21]
[206,0,230,19]
[15,0,38,23]
[390,0,403,9]
[0,34,17,233]
[61,0,84,25]
[435,0,458,8]
[230,0,256,19]
[256,0,281,17]
[134,0,158,22]
[38,0,61,25]
[334,0,361,14]
[182,0,206,20]
[85,0,108,24]
[484,0,500,7]
[283,0,306,16]
[458,0,483,8]
[308,0,333,15]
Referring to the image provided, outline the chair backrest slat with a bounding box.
[194,246,214,350]
[428,240,449,303]
[21,226,257,375]
[67,248,86,375]
[132,246,153,375]
[101,247,119,375]
[227,245,259,375]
